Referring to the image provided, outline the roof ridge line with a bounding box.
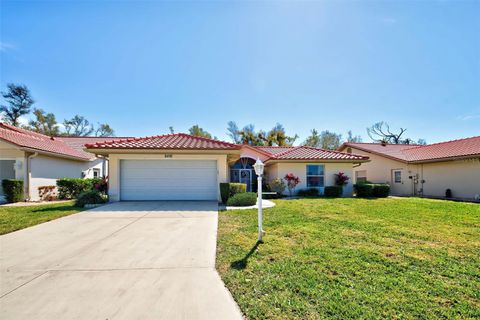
[406,135,480,150]
[176,133,240,148]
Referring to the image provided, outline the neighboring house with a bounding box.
[338,136,480,200]
[0,123,112,202]
[85,133,369,202]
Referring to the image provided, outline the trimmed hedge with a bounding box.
[56,178,103,199]
[219,183,247,203]
[75,190,108,207]
[2,179,24,203]
[227,192,257,207]
[324,186,343,198]
[297,188,320,197]
[354,183,390,198]
[354,183,373,197]
[372,184,390,198]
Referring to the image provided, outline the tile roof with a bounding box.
[0,123,91,160]
[342,136,480,163]
[85,133,240,150]
[56,136,131,159]
[402,136,480,162]
[254,146,296,155]
[340,142,417,161]
[256,146,368,161]
[85,134,366,161]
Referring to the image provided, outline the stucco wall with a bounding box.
[265,162,354,197]
[0,140,26,200]
[107,153,228,202]
[28,156,104,201]
[419,159,480,200]
[348,148,415,196]
[349,147,480,200]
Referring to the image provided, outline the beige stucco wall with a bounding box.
[265,162,354,197]
[419,159,480,200]
[348,148,415,196]
[107,153,228,202]
[348,146,480,200]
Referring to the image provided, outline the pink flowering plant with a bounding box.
[334,172,350,186]
[284,173,300,196]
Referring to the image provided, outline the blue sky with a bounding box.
[1,0,479,144]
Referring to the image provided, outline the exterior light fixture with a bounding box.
[253,158,265,242]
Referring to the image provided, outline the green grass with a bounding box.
[0,201,85,235]
[216,198,480,319]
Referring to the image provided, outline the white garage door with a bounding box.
[120,160,218,201]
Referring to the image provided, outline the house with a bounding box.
[338,136,480,200]
[84,133,369,202]
[0,123,112,202]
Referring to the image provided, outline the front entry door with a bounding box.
[239,169,252,192]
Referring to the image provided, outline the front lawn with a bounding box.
[216,198,480,319]
[0,201,85,235]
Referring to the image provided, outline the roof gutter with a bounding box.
[18,147,91,162]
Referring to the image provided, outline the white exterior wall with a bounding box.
[29,155,104,201]
[0,140,27,201]
[265,162,354,197]
[108,153,228,202]
[419,159,480,200]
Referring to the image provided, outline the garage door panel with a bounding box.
[120,160,217,201]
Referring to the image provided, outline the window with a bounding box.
[355,170,367,183]
[93,168,101,178]
[306,165,324,188]
[394,170,402,183]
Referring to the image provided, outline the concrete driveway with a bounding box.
[0,201,243,320]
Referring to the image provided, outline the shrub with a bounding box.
[355,183,373,197]
[372,184,390,198]
[57,178,95,199]
[92,177,108,193]
[445,189,452,198]
[334,172,350,186]
[297,188,320,197]
[324,186,343,197]
[220,183,230,203]
[226,192,257,207]
[284,173,300,197]
[219,183,247,203]
[38,185,57,201]
[230,183,247,197]
[2,179,24,203]
[75,190,108,207]
[355,183,390,198]
[268,178,286,195]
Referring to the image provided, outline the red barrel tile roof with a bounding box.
[85,133,240,150]
[257,146,368,161]
[342,136,480,163]
[0,123,92,160]
[86,134,367,161]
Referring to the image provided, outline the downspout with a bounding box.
[26,152,38,201]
